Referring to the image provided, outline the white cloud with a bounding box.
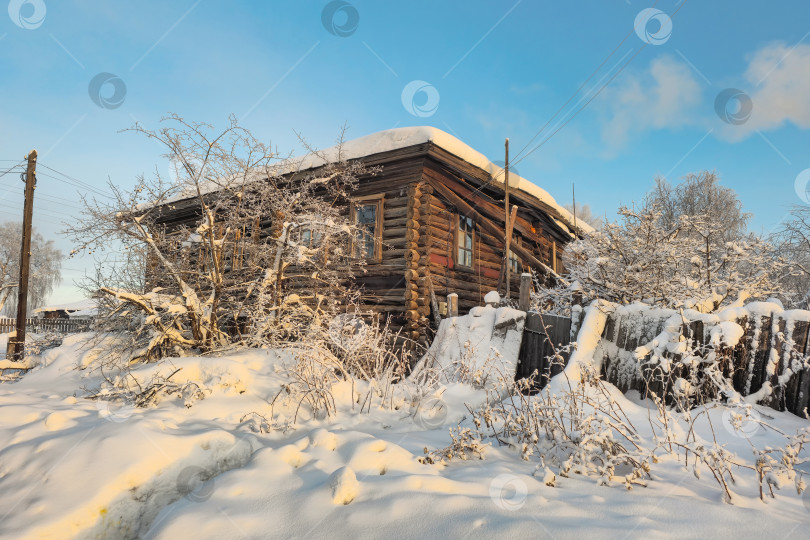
[717,43,810,140]
[597,55,702,152]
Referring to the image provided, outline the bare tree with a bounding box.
[563,203,603,230]
[0,222,62,315]
[773,205,810,308]
[563,204,783,311]
[66,115,377,361]
[645,171,751,242]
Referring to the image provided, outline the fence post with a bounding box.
[447,293,458,318]
[519,273,531,311]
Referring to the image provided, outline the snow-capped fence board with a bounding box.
[0,318,90,335]
[786,320,810,412]
[594,304,810,417]
[515,312,572,389]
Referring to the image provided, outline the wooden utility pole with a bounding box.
[9,150,37,361]
[572,183,577,231]
[504,138,511,299]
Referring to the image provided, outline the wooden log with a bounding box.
[749,315,773,395]
[447,293,458,317]
[382,227,408,239]
[359,305,407,313]
[784,319,809,415]
[793,322,810,417]
[384,206,409,220]
[519,273,532,311]
[431,276,497,296]
[766,317,788,410]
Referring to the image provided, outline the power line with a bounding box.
[0,161,25,178]
[37,171,112,199]
[36,170,114,200]
[1,183,83,210]
[0,206,72,222]
[462,1,689,209]
[511,0,690,170]
[510,0,662,164]
[37,163,115,199]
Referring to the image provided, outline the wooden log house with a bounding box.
[152,127,590,348]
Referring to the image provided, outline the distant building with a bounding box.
[34,298,98,320]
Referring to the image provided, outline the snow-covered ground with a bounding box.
[0,331,808,539]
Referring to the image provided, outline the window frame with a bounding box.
[508,236,521,274]
[350,194,384,263]
[291,223,322,249]
[456,213,475,268]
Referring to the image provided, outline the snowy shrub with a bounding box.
[564,204,785,312]
[477,361,652,489]
[25,332,65,356]
[257,315,411,427]
[418,425,489,464]
[413,306,810,504]
[89,362,208,410]
[67,116,379,362]
[773,205,810,308]
[529,277,576,317]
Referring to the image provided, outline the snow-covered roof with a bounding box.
[164,126,591,235]
[34,298,97,314]
[295,127,592,235]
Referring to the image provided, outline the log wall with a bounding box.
[419,160,569,315]
[146,143,581,348]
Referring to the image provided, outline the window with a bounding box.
[457,215,474,267]
[508,249,520,274]
[507,237,521,273]
[292,224,321,248]
[352,198,382,260]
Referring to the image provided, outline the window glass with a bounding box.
[458,215,473,267]
[355,203,378,259]
[509,249,520,273]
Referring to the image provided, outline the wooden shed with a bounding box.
[152,127,590,348]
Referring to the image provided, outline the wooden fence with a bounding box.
[598,308,810,417]
[0,318,91,335]
[515,312,572,390]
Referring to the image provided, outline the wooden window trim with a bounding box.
[508,236,521,274]
[455,213,474,269]
[350,194,384,263]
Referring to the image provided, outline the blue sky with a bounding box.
[1,0,809,304]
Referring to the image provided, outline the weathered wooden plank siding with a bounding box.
[597,309,810,418]
[420,161,565,315]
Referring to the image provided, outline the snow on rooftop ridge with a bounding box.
[33,298,97,314]
[299,126,592,235]
[160,126,591,235]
